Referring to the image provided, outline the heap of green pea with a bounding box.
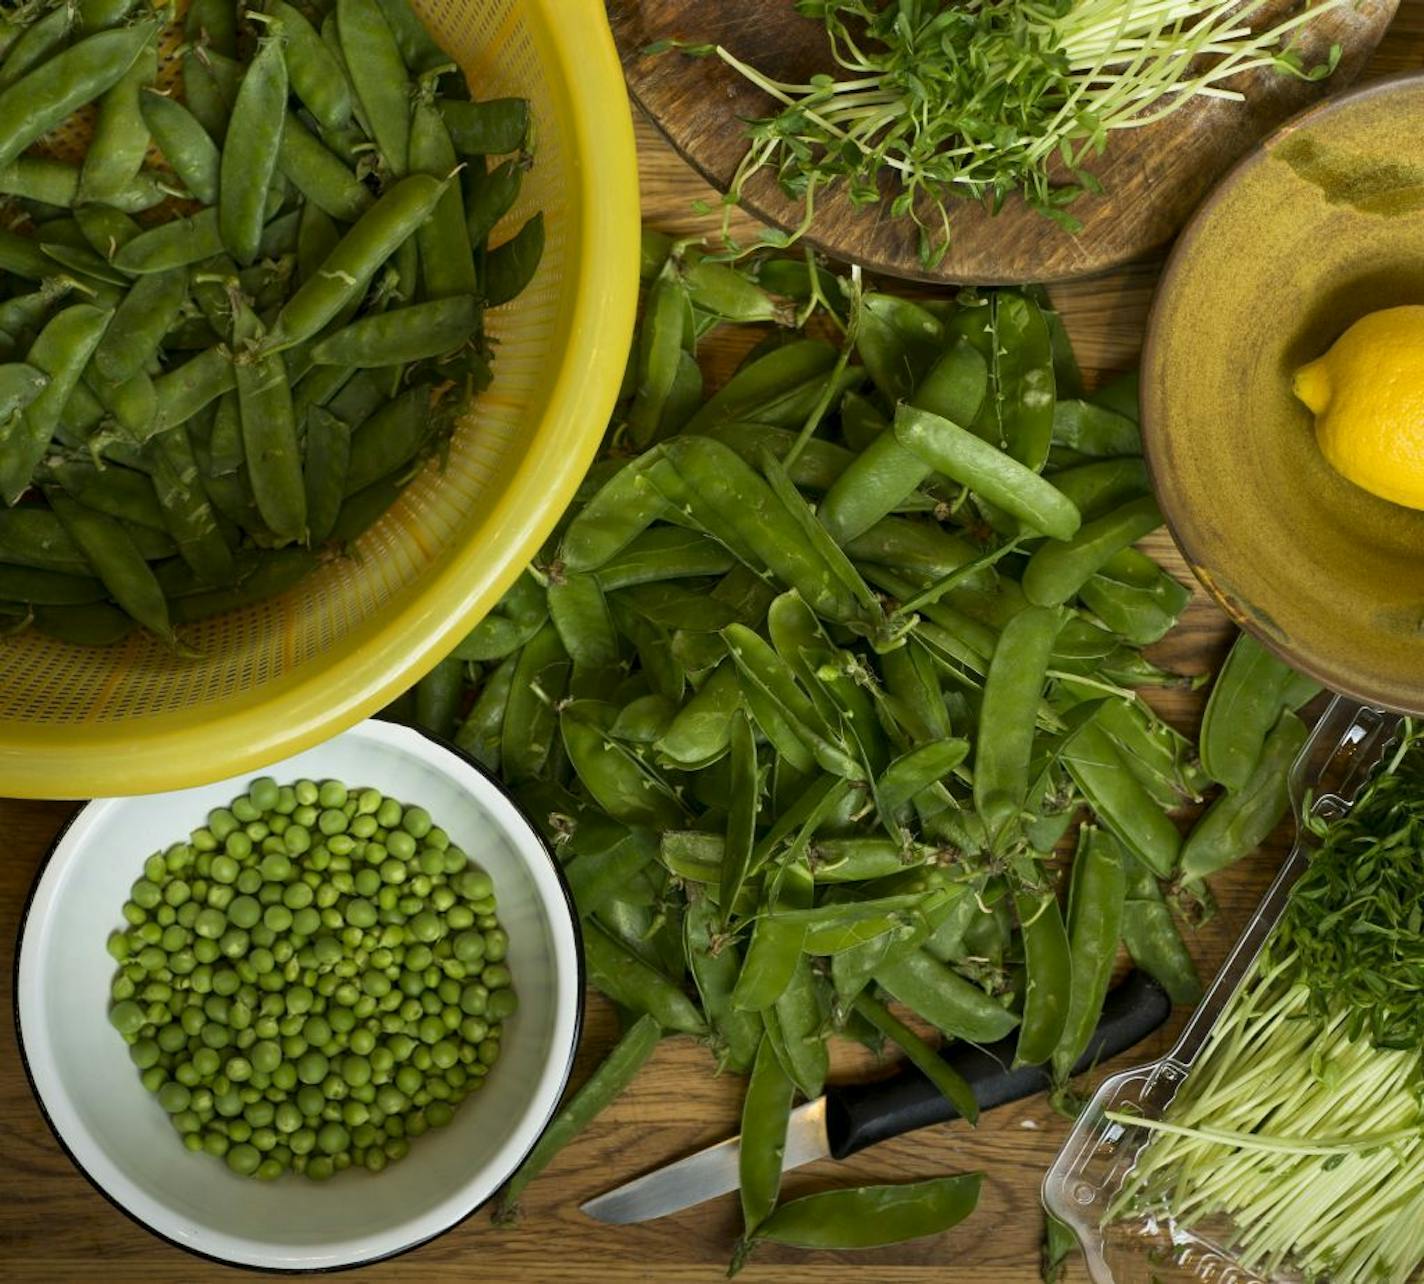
[105,776,516,1181]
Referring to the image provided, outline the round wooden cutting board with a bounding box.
[610,0,1401,284]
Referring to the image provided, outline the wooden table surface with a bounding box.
[4,11,1424,1281]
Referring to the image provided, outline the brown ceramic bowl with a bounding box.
[1144,72,1424,714]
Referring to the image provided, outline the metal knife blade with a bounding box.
[581,1098,829,1225]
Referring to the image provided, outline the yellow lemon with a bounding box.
[1293,306,1424,508]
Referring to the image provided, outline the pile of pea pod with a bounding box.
[0,0,542,645]
[382,233,1321,1261]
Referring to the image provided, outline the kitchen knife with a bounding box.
[581,968,1170,1224]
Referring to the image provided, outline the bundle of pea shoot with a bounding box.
[379,232,1322,1269]
[0,0,542,646]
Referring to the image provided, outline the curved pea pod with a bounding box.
[895,405,1081,542]
[738,1035,792,1236]
[986,291,1055,469]
[765,950,828,1099]
[591,527,735,592]
[139,88,219,206]
[560,449,672,572]
[453,591,547,664]
[93,267,187,386]
[844,517,986,589]
[695,421,854,493]
[719,709,759,919]
[302,406,351,545]
[654,661,741,770]
[0,156,164,214]
[878,644,949,744]
[269,0,352,132]
[496,619,569,780]
[1199,631,1302,791]
[608,693,677,745]
[79,39,156,206]
[312,296,479,367]
[1051,399,1142,458]
[1066,687,1207,807]
[278,109,374,223]
[1051,826,1127,1081]
[682,259,789,325]
[584,920,704,1035]
[184,0,237,53]
[1062,720,1182,878]
[1012,886,1071,1067]
[343,386,438,495]
[0,21,160,172]
[974,604,1061,848]
[1021,495,1162,608]
[0,6,72,93]
[855,293,943,403]
[439,97,530,156]
[1045,457,1149,523]
[114,208,225,275]
[562,706,684,829]
[804,838,922,884]
[548,571,620,681]
[218,38,287,266]
[876,740,970,823]
[148,345,236,439]
[873,949,1019,1044]
[732,913,805,1012]
[659,830,724,884]
[409,95,477,300]
[455,653,516,770]
[0,508,88,572]
[337,0,410,173]
[626,268,689,449]
[1080,547,1191,646]
[682,339,845,436]
[1120,860,1201,1006]
[268,174,447,350]
[234,336,305,542]
[147,428,234,584]
[1181,711,1307,885]
[463,157,524,249]
[484,210,544,308]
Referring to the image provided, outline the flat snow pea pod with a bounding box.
[268,0,352,132]
[1012,886,1072,1066]
[1120,860,1202,1005]
[463,157,523,248]
[584,920,705,1035]
[548,572,620,674]
[45,489,171,638]
[343,386,431,494]
[682,258,786,325]
[302,406,351,543]
[1052,826,1127,1081]
[439,98,530,156]
[855,293,944,403]
[739,1036,794,1237]
[495,1013,661,1218]
[807,838,925,883]
[0,306,106,505]
[146,428,233,583]
[685,897,762,1073]
[560,449,672,571]
[1080,554,1190,647]
[1022,495,1163,607]
[659,830,724,884]
[732,915,805,1012]
[567,825,658,916]
[79,38,156,206]
[455,653,516,769]
[987,291,1054,468]
[372,0,449,74]
[94,267,187,385]
[769,953,828,1099]
[139,89,219,205]
[1066,687,1207,807]
[741,1173,983,1260]
[0,564,106,604]
[484,211,544,307]
[1181,711,1308,884]
[876,741,971,818]
[592,527,735,592]
[696,421,854,493]
[1051,399,1142,457]
[0,6,72,93]
[233,304,305,541]
[185,0,237,55]
[874,949,1019,1044]
[974,604,1061,845]
[1198,631,1299,791]
[844,517,986,586]
[29,600,134,645]
[654,660,742,769]
[114,208,225,274]
[682,339,842,436]
[0,22,160,173]
[409,95,477,300]
[563,708,683,829]
[719,710,758,922]
[500,619,569,780]
[0,509,88,572]
[609,692,677,744]
[152,345,236,437]
[895,406,1081,542]
[1062,720,1182,878]
[311,296,479,366]
[268,174,446,349]
[338,0,410,174]
[219,38,287,266]
[1045,457,1150,523]
[854,991,979,1122]
[277,110,373,222]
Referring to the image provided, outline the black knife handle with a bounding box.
[825,969,1171,1160]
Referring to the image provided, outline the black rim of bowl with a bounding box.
[11,720,587,1274]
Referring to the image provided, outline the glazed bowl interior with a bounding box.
[1144,74,1424,713]
[15,720,581,1271]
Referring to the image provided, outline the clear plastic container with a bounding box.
[1043,696,1403,1284]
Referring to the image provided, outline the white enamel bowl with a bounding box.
[15,719,582,1270]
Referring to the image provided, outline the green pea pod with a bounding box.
[1080,557,1190,646]
[150,345,236,438]
[278,109,373,223]
[987,292,1055,469]
[659,830,723,884]
[312,296,479,367]
[1066,687,1206,807]
[410,94,477,299]
[610,595,684,703]
[218,38,287,266]
[739,1035,794,1237]
[0,509,89,572]
[0,564,105,604]
[565,826,655,915]
[655,661,741,769]
[343,386,434,494]
[1051,399,1142,457]
[739,1174,982,1263]
[548,572,619,675]
[269,0,352,132]
[1181,711,1308,884]
[0,21,160,172]
[591,527,734,592]
[1199,631,1300,791]
[895,405,1080,542]
[28,600,135,645]
[1021,495,1163,607]
[463,157,523,248]
[583,921,704,1035]
[562,708,683,829]
[682,259,787,325]
[46,490,171,639]
[682,339,841,436]
[1051,826,1126,1081]
[184,0,237,53]
[719,709,758,922]
[876,740,970,818]
[768,951,827,1099]
[0,7,72,93]
[78,39,156,206]
[879,645,950,744]
[94,268,187,386]
[338,0,410,174]
[439,97,530,155]
[873,949,1019,1044]
[1012,886,1071,1067]
[844,517,985,586]
[1045,458,1149,523]
[146,427,234,584]
[626,269,688,449]
[1062,720,1182,878]
[484,210,544,308]
[694,420,854,493]
[302,406,351,544]
[732,914,805,1012]
[0,155,164,213]
[609,693,676,744]
[500,617,573,775]
[44,459,164,529]
[1120,862,1202,1006]
[455,652,516,770]
[854,991,978,1122]
[560,449,672,572]
[494,1012,660,1218]
[114,208,226,274]
[139,88,219,205]
[453,603,547,664]
[855,293,944,403]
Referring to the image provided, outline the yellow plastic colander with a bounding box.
[0,0,639,799]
